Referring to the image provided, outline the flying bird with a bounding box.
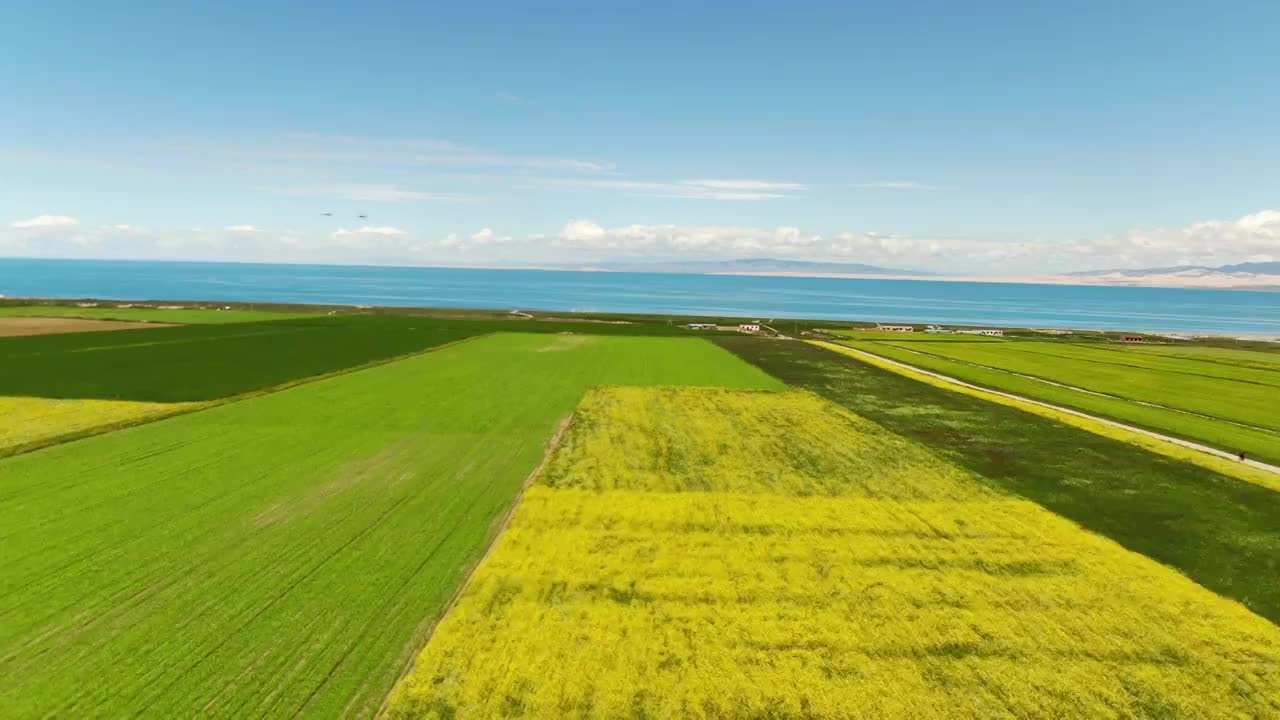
[321,212,333,217]
[358,214,368,219]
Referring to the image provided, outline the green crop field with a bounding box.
[0,314,736,403]
[0,333,778,719]
[819,341,1280,493]
[5,304,1278,718]
[874,339,1280,427]
[840,338,1280,464]
[0,304,321,323]
[1131,343,1280,371]
[715,337,1280,624]
[0,316,479,402]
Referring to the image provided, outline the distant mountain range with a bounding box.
[1059,261,1280,290]
[1068,262,1280,277]
[580,258,931,276]
[545,257,1278,290]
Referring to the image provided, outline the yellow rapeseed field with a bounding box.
[387,387,1280,719]
[542,386,985,498]
[0,396,202,454]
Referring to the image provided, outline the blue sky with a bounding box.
[3,0,1278,272]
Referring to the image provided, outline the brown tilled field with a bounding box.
[0,317,175,337]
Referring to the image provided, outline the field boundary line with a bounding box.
[0,334,488,461]
[812,341,1280,481]
[375,411,576,719]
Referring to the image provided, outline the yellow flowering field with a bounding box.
[541,386,984,498]
[387,387,1280,719]
[0,396,202,455]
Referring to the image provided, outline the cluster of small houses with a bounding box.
[687,322,761,333]
[873,323,1146,343]
[75,302,232,311]
[876,324,1005,337]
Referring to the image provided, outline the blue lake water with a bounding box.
[1,258,1277,335]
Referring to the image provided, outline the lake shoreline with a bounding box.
[3,258,1278,337]
[4,295,1279,344]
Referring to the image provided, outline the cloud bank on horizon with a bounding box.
[4,209,1277,276]
[4,125,1276,276]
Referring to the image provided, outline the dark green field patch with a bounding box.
[714,337,1280,624]
[0,315,735,403]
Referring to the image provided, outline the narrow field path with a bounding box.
[833,343,1280,477]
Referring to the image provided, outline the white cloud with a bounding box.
[854,181,935,190]
[12,214,79,228]
[331,226,409,239]
[55,132,811,206]
[168,133,614,174]
[457,227,515,248]
[226,224,264,233]
[543,210,1280,273]
[2,210,1275,276]
[682,179,806,191]
[1238,210,1280,231]
[684,191,791,201]
[1051,210,1280,270]
[530,177,805,201]
[562,219,606,241]
[266,183,469,203]
[553,222,812,255]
